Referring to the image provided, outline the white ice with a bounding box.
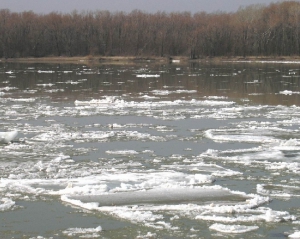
[0,131,18,144]
[136,74,160,78]
[209,223,259,233]
[0,198,15,211]
[279,90,300,95]
[289,231,300,238]
[62,226,102,237]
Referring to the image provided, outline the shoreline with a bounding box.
[2,55,300,64]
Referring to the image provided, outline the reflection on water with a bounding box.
[0,61,300,238]
[1,61,300,105]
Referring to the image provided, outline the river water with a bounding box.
[0,60,300,238]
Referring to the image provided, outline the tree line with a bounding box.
[1,1,300,59]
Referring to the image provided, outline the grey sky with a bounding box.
[0,0,289,14]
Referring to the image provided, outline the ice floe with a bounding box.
[62,226,102,237]
[289,231,300,238]
[209,223,259,233]
[257,184,300,198]
[136,74,160,78]
[0,198,15,211]
[0,131,18,143]
[279,90,300,95]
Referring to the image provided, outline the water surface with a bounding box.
[1,61,300,238]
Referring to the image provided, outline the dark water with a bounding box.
[0,61,300,238]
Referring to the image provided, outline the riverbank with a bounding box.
[1,56,175,64]
[2,55,300,64]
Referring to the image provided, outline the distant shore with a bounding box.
[2,55,300,64]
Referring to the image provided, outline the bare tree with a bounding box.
[1,2,300,58]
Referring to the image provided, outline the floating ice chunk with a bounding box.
[137,232,157,238]
[44,89,64,93]
[279,138,300,146]
[140,94,159,99]
[0,198,15,211]
[74,96,119,106]
[289,231,300,238]
[37,70,55,73]
[65,80,80,85]
[62,226,102,237]
[150,89,197,95]
[262,208,296,222]
[0,86,17,91]
[191,99,235,106]
[257,184,300,198]
[245,80,261,84]
[8,97,36,102]
[151,90,171,95]
[115,209,163,223]
[61,195,99,210]
[197,205,294,224]
[36,83,55,87]
[0,131,18,144]
[162,162,241,177]
[136,74,160,78]
[204,128,277,144]
[209,223,259,233]
[30,130,162,143]
[280,90,293,95]
[205,96,228,100]
[174,90,197,94]
[105,150,139,155]
[279,90,300,95]
[265,162,300,172]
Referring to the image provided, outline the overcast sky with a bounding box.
[0,0,289,14]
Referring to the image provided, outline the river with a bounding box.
[0,60,300,238]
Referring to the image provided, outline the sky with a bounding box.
[0,0,290,14]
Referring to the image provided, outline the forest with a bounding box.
[0,1,300,59]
